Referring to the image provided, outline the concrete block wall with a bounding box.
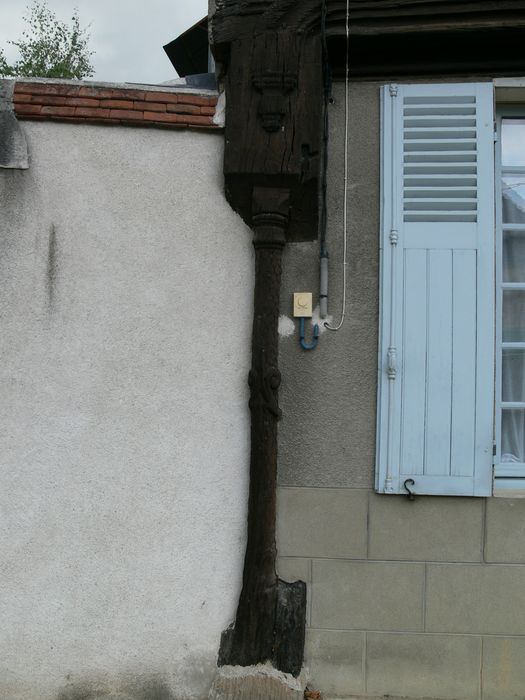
[277,490,525,700]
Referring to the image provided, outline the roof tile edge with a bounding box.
[12,79,220,131]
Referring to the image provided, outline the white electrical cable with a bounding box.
[325,0,350,332]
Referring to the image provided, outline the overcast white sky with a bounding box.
[0,0,209,84]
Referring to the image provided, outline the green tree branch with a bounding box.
[0,1,94,79]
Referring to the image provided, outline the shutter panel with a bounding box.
[376,82,495,496]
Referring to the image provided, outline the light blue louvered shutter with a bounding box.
[376,82,495,496]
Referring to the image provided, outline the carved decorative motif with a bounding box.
[220,31,322,241]
[252,71,298,132]
[248,360,282,419]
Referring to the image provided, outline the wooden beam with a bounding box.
[212,0,525,46]
[328,26,525,79]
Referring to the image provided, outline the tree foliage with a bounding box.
[0,1,94,79]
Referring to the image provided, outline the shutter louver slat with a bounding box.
[405,153,477,162]
[404,201,477,209]
[404,119,477,127]
[404,130,477,139]
[405,142,477,151]
[405,191,477,197]
[403,96,476,104]
[376,82,494,497]
[403,95,479,224]
[405,166,477,173]
[404,107,477,116]
[404,214,478,223]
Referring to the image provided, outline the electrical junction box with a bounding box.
[293,292,313,318]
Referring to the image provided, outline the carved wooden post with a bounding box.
[219,187,306,675]
[210,12,323,677]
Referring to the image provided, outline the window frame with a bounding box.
[494,104,525,496]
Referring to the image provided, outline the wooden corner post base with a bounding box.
[218,188,306,677]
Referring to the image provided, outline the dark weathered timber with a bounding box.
[211,0,525,77]
[212,0,525,45]
[223,32,322,241]
[218,188,306,676]
[327,26,525,79]
[213,20,319,677]
[214,23,318,677]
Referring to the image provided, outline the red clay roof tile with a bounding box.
[13,80,220,131]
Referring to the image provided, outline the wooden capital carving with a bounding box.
[252,71,298,132]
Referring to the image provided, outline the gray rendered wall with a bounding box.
[0,121,253,700]
[277,82,525,700]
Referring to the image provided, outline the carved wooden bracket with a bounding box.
[252,71,298,132]
[221,30,322,241]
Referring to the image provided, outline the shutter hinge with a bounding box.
[389,84,398,98]
[387,346,397,380]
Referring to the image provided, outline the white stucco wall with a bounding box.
[0,122,253,700]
